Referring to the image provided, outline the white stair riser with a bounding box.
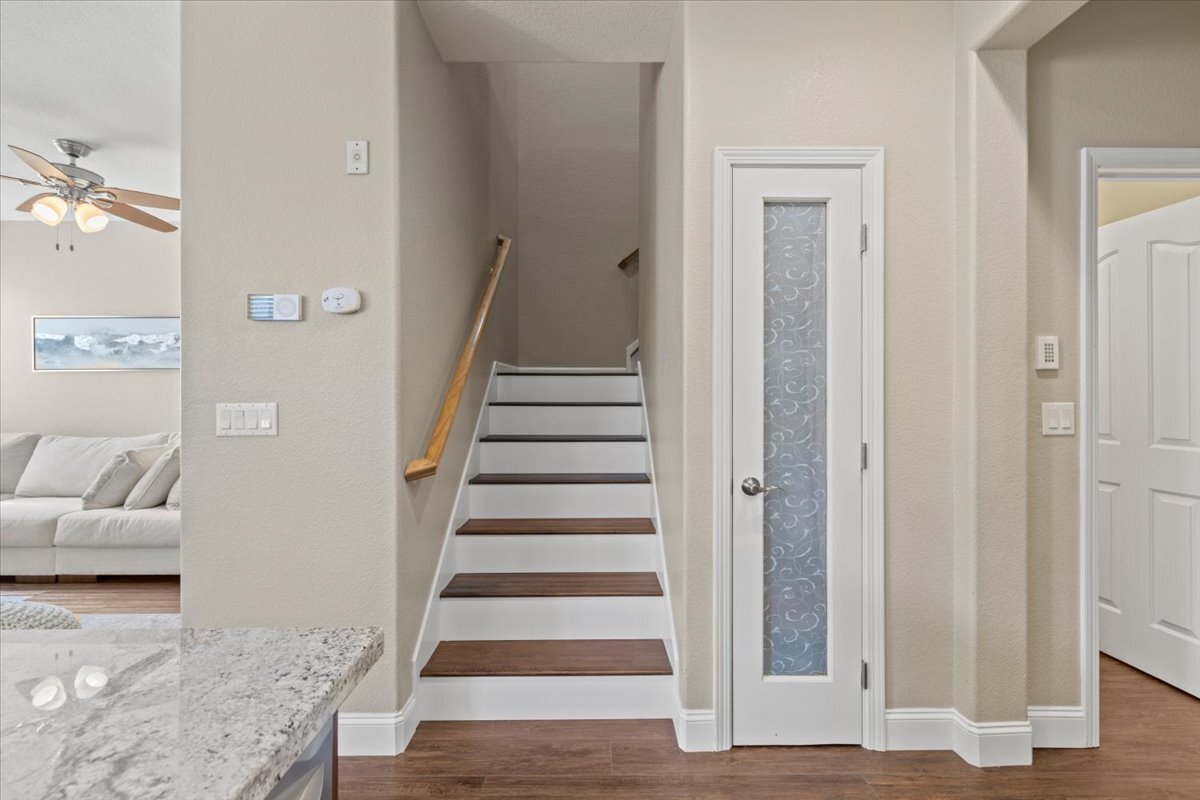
[469,484,652,518]
[478,441,646,473]
[494,375,639,403]
[419,675,674,720]
[456,533,656,572]
[487,405,643,436]
[439,596,666,639]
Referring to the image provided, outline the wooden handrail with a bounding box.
[405,235,512,482]
[617,248,639,271]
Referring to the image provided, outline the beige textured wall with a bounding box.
[1098,181,1200,226]
[1,221,180,436]
[181,0,402,712]
[516,63,639,367]
[638,7,687,695]
[395,1,519,703]
[640,0,959,710]
[1026,0,1200,707]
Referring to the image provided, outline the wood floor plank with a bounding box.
[420,639,672,677]
[479,775,876,800]
[480,434,646,442]
[441,572,662,598]
[0,578,180,614]
[469,472,651,485]
[456,517,656,535]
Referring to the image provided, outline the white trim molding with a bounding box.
[1078,147,1200,749]
[886,707,1064,766]
[712,147,886,751]
[673,704,718,752]
[338,694,419,756]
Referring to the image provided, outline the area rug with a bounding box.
[78,614,182,630]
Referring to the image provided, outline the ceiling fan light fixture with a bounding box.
[75,202,109,233]
[31,195,67,226]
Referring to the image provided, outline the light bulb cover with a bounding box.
[31,195,67,226]
[75,202,109,233]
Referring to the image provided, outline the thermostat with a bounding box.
[247,294,302,321]
[321,287,362,314]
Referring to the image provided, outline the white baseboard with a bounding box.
[673,702,718,752]
[338,694,418,756]
[1028,705,1087,748]
[886,706,1082,766]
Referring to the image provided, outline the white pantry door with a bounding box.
[1096,195,1200,697]
[731,166,863,744]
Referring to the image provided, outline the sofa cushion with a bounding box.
[165,478,181,511]
[82,446,168,510]
[125,447,181,510]
[1,433,42,494]
[14,434,170,497]
[0,497,84,548]
[54,507,181,549]
[0,494,13,502]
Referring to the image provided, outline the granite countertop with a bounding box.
[0,626,382,800]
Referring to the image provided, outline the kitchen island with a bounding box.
[0,626,382,800]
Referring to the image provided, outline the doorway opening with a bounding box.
[1079,147,1200,745]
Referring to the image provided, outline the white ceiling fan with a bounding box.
[1,138,179,234]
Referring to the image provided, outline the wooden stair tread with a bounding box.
[421,639,672,677]
[441,572,663,598]
[489,401,641,407]
[456,517,655,535]
[480,434,646,443]
[496,371,633,376]
[470,472,651,485]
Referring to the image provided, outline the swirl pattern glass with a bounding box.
[762,201,828,677]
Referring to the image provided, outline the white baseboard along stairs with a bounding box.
[368,363,678,751]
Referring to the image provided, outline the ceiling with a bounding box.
[0,0,180,222]
[417,0,678,62]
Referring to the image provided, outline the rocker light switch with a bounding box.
[216,403,277,437]
[1041,402,1075,436]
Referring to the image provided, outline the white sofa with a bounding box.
[0,433,180,579]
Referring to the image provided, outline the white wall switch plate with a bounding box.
[1035,335,1060,370]
[321,287,362,314]
[346,140,368,174]
[216,403,277,436]
[1041,402,1075,436]
[247,294,302,321]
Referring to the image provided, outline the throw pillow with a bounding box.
[81,446,167,510]
[165,477,181,511]
[1,432,42,495]
[15,433,171,497]
[126,447,181,510]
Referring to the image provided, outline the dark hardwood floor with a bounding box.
[340,656,1200,799]
[0,577,180,614]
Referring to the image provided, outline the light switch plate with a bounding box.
[1041,402,1075,436]
[346,140,368,174]
[216,403,277,436]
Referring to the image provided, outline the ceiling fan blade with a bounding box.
[8,146,73,186]
[104,200,178,232]
[1,173,45,187]
[16,192,54,213]
[98,186,180,210]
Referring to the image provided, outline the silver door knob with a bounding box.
[741,477,779,496]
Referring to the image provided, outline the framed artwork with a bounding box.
[32,316,181,371]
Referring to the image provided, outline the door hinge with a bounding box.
[861,660,868,690]
[860,222,868,254]
[861,442,868,471]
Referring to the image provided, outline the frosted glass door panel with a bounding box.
[763,202,828,677]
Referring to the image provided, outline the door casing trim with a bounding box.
[712,147,885,751]
[1077,146,1200,748]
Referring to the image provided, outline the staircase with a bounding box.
[416,366,674,721]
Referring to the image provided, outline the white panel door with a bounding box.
[1097,196,1200,697]
[731,166,863,744]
